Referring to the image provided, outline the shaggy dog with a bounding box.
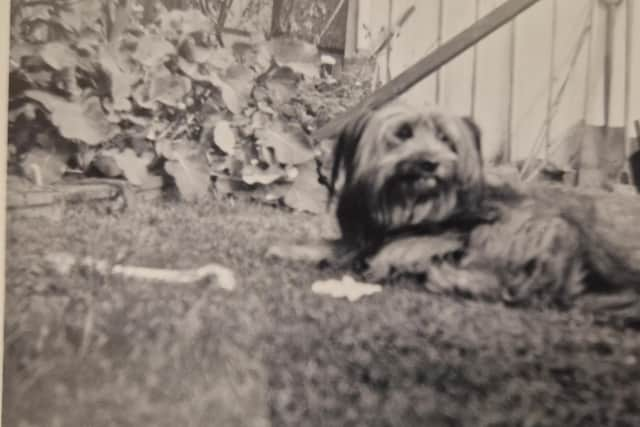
[329,103,485,252]
[326,103,640,318]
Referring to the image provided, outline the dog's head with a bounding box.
[329,103,485,250]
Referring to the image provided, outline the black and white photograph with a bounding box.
[3,0,640,425]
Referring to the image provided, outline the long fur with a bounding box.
[330,103,640,311]
[329,103,486,252]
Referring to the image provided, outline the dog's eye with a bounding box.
[435,128,456,153]
[395,123,413,140]
[435,128,449,143]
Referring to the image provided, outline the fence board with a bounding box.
[609,1,628,128]
[584,1,628,127]
[392,0,441,108]
[351,0,638,169]
[509,0,554,161]
[627,0,640,150]
[474,0,513,162]
[440,0,478,115]
[548,0,592,167]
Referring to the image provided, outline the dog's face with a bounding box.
[330,103,485,249]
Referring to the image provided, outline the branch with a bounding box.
[315,0,348,45]
[313,0,542,140]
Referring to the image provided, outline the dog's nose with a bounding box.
[417,160,438,173]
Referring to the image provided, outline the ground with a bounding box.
[4,198,640,427]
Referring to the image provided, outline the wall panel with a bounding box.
[509,0,554,161]
[547,0,592,167]
[474,0,513,162]
[353,0,639,163]
[391,0,441,108]
[625,0,640,150]
[440,0,478,115]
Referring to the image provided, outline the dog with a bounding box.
[327,102,640,318]
[329,103,486,253]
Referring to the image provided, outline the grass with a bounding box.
[4,198,640,427]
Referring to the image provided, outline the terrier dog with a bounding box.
[329,103,485,253]
[327,103,640,317]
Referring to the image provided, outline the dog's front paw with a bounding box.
[365,234,464,282]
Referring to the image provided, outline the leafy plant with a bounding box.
[9,0,370,211]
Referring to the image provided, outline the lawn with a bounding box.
[3,198,640,427]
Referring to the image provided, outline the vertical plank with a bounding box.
[473,0,513,162]
[608,0,627,127]
[344,0,359,58]
[392,0,441,108]
[627,0,640,150]
[383,0,394,83]
[435,0,444,104]
[509,0,554,161]
[584,1,627,127]
[547,0,592,167]
[544,0,558,156]
[582,0,627,181]
[356,0,374,52]
[375,0,392,85]
[439,0,478,115]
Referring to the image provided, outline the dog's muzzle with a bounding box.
[391,148,456,197]
[395,158,441,194]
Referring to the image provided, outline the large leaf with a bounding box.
[58,0,104,33]
[158,9,212,37]
[262,67,299,105]
[178,38,209,63]
[39,42,78,71]
[241,164,284,186]
[96,148,156,186]
[10,43,38,69]
[222,64,254,109]
[24,90,116,145]
[284,161,328,214]
[148,68,191,108]
[177,59,242,113]
[231,41,272,75]
[216,81,242,114]
[97,49,139,112]
[255,127,314,165]
[134,36,176,68]
[20,5,51,22]
[20,148,68,185]
[157,140,211,202]
[213,121,236,154]
[205,48,237,70]
[177,57,210,81]
[92,154,124,178]
[266,38,320,79]
[73,32,102,57]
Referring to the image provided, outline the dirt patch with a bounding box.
[4,199,640,426]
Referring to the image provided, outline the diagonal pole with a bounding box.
[313,0,542,140]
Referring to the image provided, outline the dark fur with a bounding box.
[328,103,640,314]
[329,104,488,253]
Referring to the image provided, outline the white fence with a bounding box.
[354,0,640,170]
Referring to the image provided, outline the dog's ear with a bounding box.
[462,116,482,155]
[329,110,372,201]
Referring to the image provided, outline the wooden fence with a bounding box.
[353,0,640,172]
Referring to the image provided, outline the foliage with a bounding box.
[8,0,370,212]
[271,0,339,42]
